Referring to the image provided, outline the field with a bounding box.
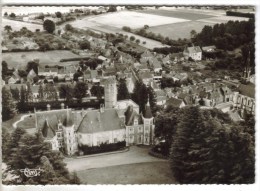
[67,8,250,44]
[139,8,250,40]
[147,21,214,40]
[77,161,176,184]
[2,50,82,70]
[87,11,189,29]
[2,18,42,32]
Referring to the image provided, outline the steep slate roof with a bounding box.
[238,84,255,98]
[185,46,202,54]
[139,72,153,80]
[166,97,184,108]
[41,119,55,139]
[143,102,153,119]
[125,105,139,126]
[36,109,73,132]
[77,108,124,133]
[100,76,116,85]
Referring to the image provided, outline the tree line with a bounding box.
[2,127,81,184]
[154,106,254,183]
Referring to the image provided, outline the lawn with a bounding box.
[76,161,176,184]
[2,50,82,70]
[2,114,24,133]
[16,114,36,129]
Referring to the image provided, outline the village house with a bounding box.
[165,97,186,108]
[38,67,58,78]
[183,46,202,61]
[138,71,154,86]
[202,45,216,53]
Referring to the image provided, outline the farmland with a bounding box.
[66,8,250,44]
[2,18,42,32]
[138,8,250,40]
[2,50,83,69]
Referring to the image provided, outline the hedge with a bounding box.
[17,99,104,112]
[79,141,126,155]
[226,11,254,18]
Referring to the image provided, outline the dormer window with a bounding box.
[134,118,138,125]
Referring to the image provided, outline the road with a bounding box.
[64,146,166,172]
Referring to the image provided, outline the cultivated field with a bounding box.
[2,50,82,69]
[87,11,189,29]
[147,21,214,40]
[77,161,176,184]
[2,18,42,32]
[138,8,250,40]
[136,9,214,21]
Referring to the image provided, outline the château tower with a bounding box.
[103,76,117,108]
[142,98,154,145]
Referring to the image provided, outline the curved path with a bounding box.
[12,114,30,128]
[64,146,167,172]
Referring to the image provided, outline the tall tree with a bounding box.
[38,84,44,101]
[147,86,157,114]
[170,106,255,184]
[4,25,12,33]
[74,82,88,103]
[4,131,81,184]
[26,83,33,102]
[117,78,130,100]
[2,87,17,121]
[3,127,26,163]
[10,88,20,101]
[26,61,39,74]
[43,19,55,34]
[131,81,148,114]
[90,85,104,99]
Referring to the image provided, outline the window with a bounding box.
[139,136,142,144]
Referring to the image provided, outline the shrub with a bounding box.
[130,36,135,41]
[79,141,126,155]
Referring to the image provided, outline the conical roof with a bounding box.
[143,99,153,119]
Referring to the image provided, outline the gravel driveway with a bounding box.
[64,146,166,172]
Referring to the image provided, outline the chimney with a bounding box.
[47,104,51,111]
[61,103,65,109]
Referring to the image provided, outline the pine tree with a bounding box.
[38,84,44,101]
[4,131,80,184]
[117,78,130,100]
[2,128,11,162]
[147,86,157,114]
[26,83,33,102]
[10,87,20,101]
[131,81,148,114]
[2,87,17,121]
[169,107,255,184]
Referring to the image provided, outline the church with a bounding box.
[35,76,155,156]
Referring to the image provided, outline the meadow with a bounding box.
[2,50,82,69]
[2,18,42,32]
